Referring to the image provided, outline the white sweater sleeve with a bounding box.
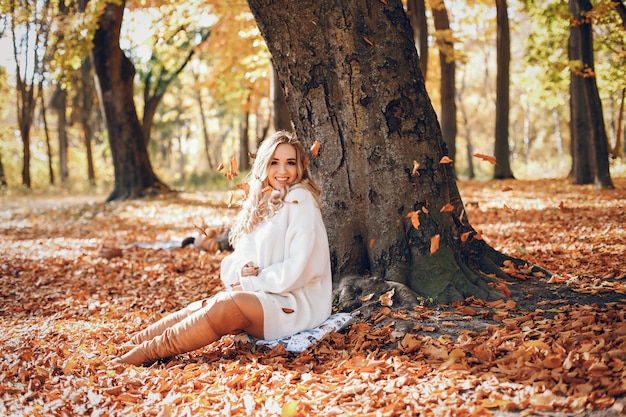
[238,189,326,294]
[220,250,247,288]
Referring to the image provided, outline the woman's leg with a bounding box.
[129,300,205,345]
[117,292,263,366]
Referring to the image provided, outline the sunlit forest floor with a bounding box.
[1,178,625,416]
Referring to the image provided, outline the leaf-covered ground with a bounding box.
[1,178,625,417]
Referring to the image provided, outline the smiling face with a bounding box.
[267,143,298,190]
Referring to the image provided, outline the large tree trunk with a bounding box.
[432,0,457,174]
[91,1,169,201]
[248,0,532,303]
[493,0,514,179]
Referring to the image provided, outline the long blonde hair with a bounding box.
[229,131,322,246]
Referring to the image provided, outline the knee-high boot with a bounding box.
[117,293,252,366]
[129,300,205,345]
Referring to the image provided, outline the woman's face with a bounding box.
[267,143,298,190]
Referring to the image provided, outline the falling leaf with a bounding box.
[440,203,454,213]
[363,36,374,46]
[406,211,420,229]
[235,182,250,199]
[473,153,497,165]
[412,160,420,175]
[439,156,453,164]
[460,231,472,243]
[310,140,321,156]
[369,239,375,249]
[229,157,238,177]
[216,162,225,172]
[430,234,440,254]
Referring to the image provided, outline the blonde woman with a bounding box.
[117,131,332,366]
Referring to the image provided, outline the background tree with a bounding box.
[248,0,533,303]
[406,0,429,79]
[90,0,169,200]
[569,0,614,189]
[493,0,514,179]
[127,5,212,147]
[431,0,458,174]
[9,0,52,188]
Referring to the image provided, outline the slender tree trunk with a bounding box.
[569,30,593,184]
[240,98,251,172]
[523,101,530,164]
[0,150,6,187]
[553,109,564,158]
[493,0,514,179]
[406,0,428,80]
[272,66,292,131]
[612,88,624,157]
[432,0,457,173]
[248,0,531,303]
[50,86,69,182]
[80,58,97,185]
[39,88,55,185]
[91,0,169,201]
[192,74,214,171]
[570,0,614,189]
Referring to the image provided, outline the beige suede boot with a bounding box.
[118,308,220,366]
[130,300,205,345]
[117,293,252,366]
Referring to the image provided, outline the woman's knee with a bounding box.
[205,292,263,338]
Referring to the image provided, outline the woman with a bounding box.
[116,131,332,366]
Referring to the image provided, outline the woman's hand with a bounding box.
[241,262,260,277]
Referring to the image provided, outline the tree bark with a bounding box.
[248,0,533,303]
[91,0,169,201]
[493,0,514,179]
